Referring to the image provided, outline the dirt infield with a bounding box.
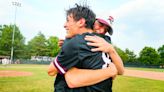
[124,69,164,81]
[0,70,33,77]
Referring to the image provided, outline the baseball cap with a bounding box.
[96,16,114,35]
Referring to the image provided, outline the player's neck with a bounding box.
[78,28,93,34]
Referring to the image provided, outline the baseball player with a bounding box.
[62,17,124,88]
[48,4,123,92]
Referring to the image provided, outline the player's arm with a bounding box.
[47,61,58,76]
[85,35,124,75]
[47,39,64,76]
[107,47,124,75]
[65,63,117,88]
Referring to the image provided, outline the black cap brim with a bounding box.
[107,26,113,35]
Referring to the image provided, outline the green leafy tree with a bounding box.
[114,46,128,63]
[28,32,48,56]
[139,46,160,65]
[0,24,25,59]
[47,36,60,57]
[18,44,31,59]
[158,45,164,66]
[125,48,137,63]
[0,25,2,39]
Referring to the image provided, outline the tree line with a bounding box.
[0,24,163,67]
[0,24,60,59]
[115,45,164,67]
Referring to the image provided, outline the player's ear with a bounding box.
[78,18,86,28]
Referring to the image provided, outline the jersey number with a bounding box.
[102,53,111,69]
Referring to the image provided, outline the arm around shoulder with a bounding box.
[108,48,124,75]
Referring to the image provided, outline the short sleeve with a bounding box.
[52,37,80,75]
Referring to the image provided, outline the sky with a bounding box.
[0,0,164,55]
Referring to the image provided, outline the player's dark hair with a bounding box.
[66,3,96,29]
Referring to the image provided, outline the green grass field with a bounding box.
[0,64,164,92]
